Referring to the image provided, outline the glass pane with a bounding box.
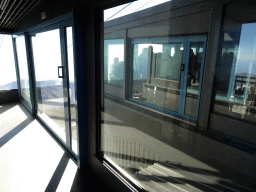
[184,42,204,118]
[66,26,77,154]
[15,36,32,108]
[101,1,255,191]
[214,23,256,123]
[104,39,124,87]
[32,29,66,142]
[132,42,183,113]
[0,34,17,90]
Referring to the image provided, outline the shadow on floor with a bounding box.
[44,152,112,192]
[0,118,33,148]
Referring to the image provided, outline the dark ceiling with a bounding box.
[0,0,42,31]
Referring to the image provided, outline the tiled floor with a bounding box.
[1,102,255,192]
[0,102,108,192]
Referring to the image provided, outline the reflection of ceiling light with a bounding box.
[224,33,233,41]
[104,0,171,21]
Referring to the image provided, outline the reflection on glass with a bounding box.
[16,36,32,108]
[104,39,124,87]
[32,29,66,142]
[184,42,204,118]
[132,43,183,113]
[101,2,253,191]
[104,0,171,21]
[214,23,256,123]
[66,26,77,154]
[0,35,17,91]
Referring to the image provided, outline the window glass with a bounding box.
[0,34,17,91]
[100,2,222,192]
[184,42,204,118]
[32,29,66,142]
[15,36,32,107]
[132,42,183,113]
[214,23,256,123]
[66,26,78,154]
[104,39,124,87]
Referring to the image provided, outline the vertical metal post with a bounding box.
[12,36,22,101]
[60,26,72,149]
[24,33,36,115]
[124,29,132,100]
[198,5,224,129]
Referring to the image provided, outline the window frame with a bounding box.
[212,22,256,126]
[12,34,33,112]
[104,34,208,122]
[12,12,78,164]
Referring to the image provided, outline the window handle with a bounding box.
[181,64,185,71]
[58,66,64,78]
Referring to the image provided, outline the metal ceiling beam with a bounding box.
[2,0,24,28]
[0,0,8,10]
[4,0,30,28]
[9,0,42,29]
[0,0,17,25]
[0,0,4,10]
[0,0,10,19]
[5,0,29,28]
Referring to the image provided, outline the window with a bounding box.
[32,29,67,142]
[213,22,256,123]
[100,1,212,191]
[0,34,17,91]
[131,40,184,113]
[130,37,206,120]
[104,39,124,87]
[15,35,32,108]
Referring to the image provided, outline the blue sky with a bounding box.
[235,23,256,75]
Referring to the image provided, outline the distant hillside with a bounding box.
[0,80,75,101]
[0,81,17,90]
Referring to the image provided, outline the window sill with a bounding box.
[94,153,147,192]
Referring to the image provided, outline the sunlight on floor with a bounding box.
[0,117,69,192]
[56,159,78,192]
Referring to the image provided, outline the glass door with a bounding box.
[30,25,77,154]
[182,36,207,120]
[183,37,207,120]
[32,29,67,142]
[131,35,207,121]
[14,35,33,109]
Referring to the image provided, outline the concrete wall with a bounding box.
[0,90,19,104]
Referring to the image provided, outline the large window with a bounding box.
[31,24,77,155]
[15,35,32,108]
[214,23,256,123]
[32,29,67,142]
[0,35,17,91]
[99,1,222,192]
[130,37,206,120]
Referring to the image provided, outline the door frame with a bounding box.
[13,14,78,162]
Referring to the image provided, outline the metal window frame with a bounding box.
[12,12,78,164]
[12,34,33,112]
[105,35,208,122]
